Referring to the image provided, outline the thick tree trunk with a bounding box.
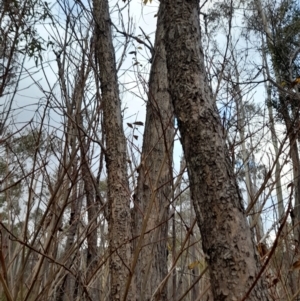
[162,0,270,299]
[132,3,173,301]
[92,0,132,300]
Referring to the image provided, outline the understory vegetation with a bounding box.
[0,0,300,300]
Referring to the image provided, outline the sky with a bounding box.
[1,0,295,238]
[1,0,187,173]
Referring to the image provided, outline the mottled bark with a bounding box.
[92,0,132,300]
[132,3,173,300]
[162,0,270,300]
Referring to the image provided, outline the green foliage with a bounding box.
[0,0,52,73]
[0,129,47,223]
[268,0,300,80]
[12,129,46,157]
[0,158,22,220]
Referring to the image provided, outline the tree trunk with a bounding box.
[162,0,270,299]
[92,0,132,300]
[132,3,173,300]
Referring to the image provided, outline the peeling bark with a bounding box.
[162,0,270,299]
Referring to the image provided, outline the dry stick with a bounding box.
[17,100,50,301]
[246,118,298,215]
[195,284,211,301]
[0,272,13,301]
[151,218,197,299]
[85,175,188,298]
[0,222,75,277]
[241,184,293,301]
[0,232,12,301]
[177,266,209,301]
[0,234,8,284]
[291,270,300,301]
[15,146,79,301]
[0,222,94,301]
[86,205,177,291]
[123,151,169,301]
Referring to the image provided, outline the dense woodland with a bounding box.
[0,0,300,300]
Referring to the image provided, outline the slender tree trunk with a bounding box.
[92,0,132,300]
[162,0,270,299]
[132,3,173,300]
[260,48,285,222]
[231,77,264,243]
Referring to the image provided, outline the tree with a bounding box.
[0,0,50,133]
[161,0,270,299]
[250,0,300,297]
[92,0,132,299]
[3,0,299,300]
[129,2,173,300]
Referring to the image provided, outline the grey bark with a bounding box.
[162,0,270,299]
[92,0,132,300]
[132,3,173,300]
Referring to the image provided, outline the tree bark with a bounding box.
[162,0,270,299]
[92,0,132,300]
[131,3,173,301]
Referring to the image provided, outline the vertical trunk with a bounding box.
[162,0,270,299]
[261,43,285,220]
[132,3,173,300]
[92,0,132,300]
